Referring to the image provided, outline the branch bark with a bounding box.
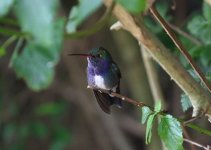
[103,0,211,121]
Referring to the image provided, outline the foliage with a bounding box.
[158,115,184,150]
[180,93,192,112]
[66,0,103,33]
[0,0,15,17]
[187,2,211,45]
[1,0,211,150]
[141,102,184,150]
[10,0,64,91]
[115,0,146,14]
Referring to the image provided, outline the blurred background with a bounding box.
[0,0,211,149]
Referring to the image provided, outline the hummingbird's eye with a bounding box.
[97,54,102,57]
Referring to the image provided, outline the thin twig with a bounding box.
[184,138,210,150]
[65,2,115,39]
[182,128,196,150]
[149,5,211,93]
[88,86,211,136]
[141,46,165,107]
[87,86,154,110]
[169,23,202,46]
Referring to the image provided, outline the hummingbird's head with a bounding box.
[69,47,113,68]
[88,47,112,67]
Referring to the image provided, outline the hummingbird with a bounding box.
[69,47,122,114]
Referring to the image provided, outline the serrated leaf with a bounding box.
[66,0,102,33]
[141,106,153,124]
[155,101,162,112]
[158,115,184,150]
[203,2,211,22]
[0,0,15,17]
[180,93,192,112]
[146,114,156,144]
[115,0,146,14]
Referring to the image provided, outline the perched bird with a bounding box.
[69,47,122,113]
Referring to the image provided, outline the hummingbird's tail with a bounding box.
[93,89,122,114]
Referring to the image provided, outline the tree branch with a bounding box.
[87,86,211,136]
[149,4,211,93]
[87,86,154,110]
[103,0,211,121]
[168,23,202,46]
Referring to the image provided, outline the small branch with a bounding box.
[182,127,196,150]
[184,138,210,150]
[169,23,202,46]
[65,2,115,39]
[141,46,165,107]
[87,86,211,136]
[149,5,211,93]
[87,86,154,110]
[103,0,211,120]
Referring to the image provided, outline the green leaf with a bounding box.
[206,72,211,82]
[115,0,146,14]
[187,15,211,44]
[203,2,211,22]
[158,115,184,150]
[146,114,156,144]
[11,43,54,90]
[180,93,192,112]
[200,45,211,66]
[189,45,211,67]
[14,0,59,46]
[66,0,102,33]
[11,0,64,90]
[141,106,153,124]
[35,101,66,116]
[11,20,64,91]
[0,0,15,17]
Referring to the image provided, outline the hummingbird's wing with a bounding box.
[111,63,122,108]
[111,81,122,108]
[93,90,112,114]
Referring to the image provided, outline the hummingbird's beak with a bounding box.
[68,53,94,58]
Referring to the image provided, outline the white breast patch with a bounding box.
[94,75,106,89]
